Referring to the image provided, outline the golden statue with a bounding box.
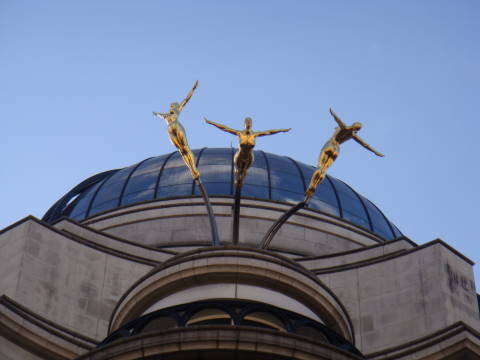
[153,80,200,179]
[305,108,384,200]
[205,117,290,188]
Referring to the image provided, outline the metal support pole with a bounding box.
[232,187,241,245]
[195,178,220,246]
[260,201,306,249]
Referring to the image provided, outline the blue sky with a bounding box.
[1,1,479,278]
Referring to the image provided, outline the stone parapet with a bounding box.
[75,326,364,360]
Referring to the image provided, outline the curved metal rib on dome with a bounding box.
[42,148,401,240]
[153,151,176,198]
[42,169,119,224]
[118,157,153,207]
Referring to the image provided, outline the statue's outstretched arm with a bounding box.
[329,108,346,129]
[204,118,239,136]
[255,128,291,137]
[179,80,199,111]
[353,135,384,157]
[153,111,168,119]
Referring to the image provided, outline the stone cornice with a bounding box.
[0,295,97,359]
[75,325,365,360]
[366,321,480,359]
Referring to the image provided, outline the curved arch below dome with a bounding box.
[109,247,355,344]
[141,283,322,322]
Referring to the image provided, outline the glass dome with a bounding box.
[43,148,402,240]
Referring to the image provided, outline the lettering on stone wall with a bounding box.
[445,263,476,294]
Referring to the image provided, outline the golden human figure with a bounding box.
[205,117,290,188]
[153,80,200,179]
[305,108,384,201]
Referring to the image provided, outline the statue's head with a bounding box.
[352,122,362,132]
[169,102,180,114]
[244,117,253,130]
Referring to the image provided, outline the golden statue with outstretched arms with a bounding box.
[305,108,384,201]
[153,80,200,179]
[205,117,290,188]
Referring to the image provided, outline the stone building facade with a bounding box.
[1,148,479,359]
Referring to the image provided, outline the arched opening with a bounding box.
[140,316,178,333]
[296,325,328,342]
[187,308,233,326]
[242,311,285,331]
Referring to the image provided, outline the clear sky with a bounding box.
[1,1,479,279]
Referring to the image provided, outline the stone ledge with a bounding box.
[312,239,475,275]
[296,237,415,272]
[0,295,97,359]
[366,321,480,359]
[53,217,177,255]
[75,326,364,360]
[10,216,164,266]
[54,220,175,264]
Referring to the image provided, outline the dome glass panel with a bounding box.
[193,148,234,196]
[298,164,340,217]
[69,181,104,220]
[242,151,270,199]
[390,221,402,238]
[267,153,305,204]
[121,156,168,206]
[327,177,371,230]
[360,195,395,240]
[243,153,269,187]
[88,165,136,215]
[44,148,401,240]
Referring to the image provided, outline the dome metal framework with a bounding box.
[43,148,401,240]
[99,299,365,358]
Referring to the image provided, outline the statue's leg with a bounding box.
[180,148,200,179]
[234,151,252,189]
[305,150,336,198]
[318,150,336,173]
[233,152,242,188]
[305,170,325,198]
[170,128,200,180]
